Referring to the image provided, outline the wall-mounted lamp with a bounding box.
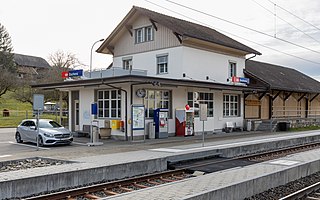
[182,73,193,79]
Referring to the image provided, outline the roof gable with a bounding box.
[245,60,320,93]
[97,6,261,55]
[14,53,51,69]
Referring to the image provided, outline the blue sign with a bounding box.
[68,69,83,77]
[239,77,250,84]
[91,103,97,115]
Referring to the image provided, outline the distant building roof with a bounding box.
[14,53,51,69]
[245,60,320,93]
[97,6,261,56]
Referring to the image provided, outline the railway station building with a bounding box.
[33,6,320,140]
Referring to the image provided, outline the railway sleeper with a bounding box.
[104,190,118,195]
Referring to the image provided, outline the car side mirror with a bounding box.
[30,126,36,130]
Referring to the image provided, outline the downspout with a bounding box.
[244,54,257,121]
[130,82,151,141]
[104,83,128,141]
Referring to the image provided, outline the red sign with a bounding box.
[61,71,69,78]
[232,76,240,82]
[185,104,190,110]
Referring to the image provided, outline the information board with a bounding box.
[132,105,145,130]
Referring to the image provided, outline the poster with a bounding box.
[132,105,145,130]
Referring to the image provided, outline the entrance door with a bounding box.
[74,100,79,130]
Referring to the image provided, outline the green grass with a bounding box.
[0,92,67,127]
[289,125,320,132]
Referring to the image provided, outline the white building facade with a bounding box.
[36,6,261,140]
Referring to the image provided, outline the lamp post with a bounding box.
[90,38,104,78]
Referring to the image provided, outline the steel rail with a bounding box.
[24,141,320,200]
[23,169,187,200]
[279,181,320,200]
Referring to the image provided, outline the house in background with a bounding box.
[14,53,51,81]
[244,60,320,131]
[34,6,262,140]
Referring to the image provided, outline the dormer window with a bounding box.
[135,26,154,43]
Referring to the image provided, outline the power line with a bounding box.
[251,0,320,44]
[144,0,320,65]
[266,0,320,32]
[162,0,320,55]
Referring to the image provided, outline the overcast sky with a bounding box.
[1,0,320,80]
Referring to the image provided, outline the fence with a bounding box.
[0,110,69,128]
[269,109,320,131]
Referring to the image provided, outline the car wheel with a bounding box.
[37,136,44,147]
[15,132,23,143]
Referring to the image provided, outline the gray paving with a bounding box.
[104,148,320,200]
[1,129,320,199]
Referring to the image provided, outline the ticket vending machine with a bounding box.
[175,109,194,136]
[154,108,169,139]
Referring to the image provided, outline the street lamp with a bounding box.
[90,38,104,78]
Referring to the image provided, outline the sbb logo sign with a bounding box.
[61,70,83,79]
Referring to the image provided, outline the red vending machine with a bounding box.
[175,109,194,136]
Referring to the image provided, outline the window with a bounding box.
[157,55,168,74]
[97,90,121,118]
[135,26,154,43]
[223,94,240,117]
[135,28,144,43]
[123,58,132,70]
[145,26,153,41]
[187,92,214,117]
[143,90,171,118]
[229,62,237,77]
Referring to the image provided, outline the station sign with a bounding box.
[232,76,250,84]
[61,69,83,78]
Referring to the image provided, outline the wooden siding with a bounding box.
[114,15,181,57]
[245,94,260,119]
[261,96,269,119]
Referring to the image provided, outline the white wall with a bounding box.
[79,89,94,129]
[182,46,246,83]
[113,46,246,84]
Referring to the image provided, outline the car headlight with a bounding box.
[43,132,54,138]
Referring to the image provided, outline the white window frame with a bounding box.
[229,61,237,77]
[223,94,240,117]
[145,26,153,42]
[135,26,154,44]
[187,92,214,117]
[122,58,132,70]
[97,90,121,118]
[157,55,168,74]
[135,28,144,43]
[143,89,171,118]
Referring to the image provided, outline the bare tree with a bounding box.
[45,50,84,82]
[14,50,83,105]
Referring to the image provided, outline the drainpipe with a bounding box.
[104,83,128,141]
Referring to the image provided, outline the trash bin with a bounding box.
[246,120,252,131]
[92,125,99,143]
[278,122,290,131]
[149,122,155,139]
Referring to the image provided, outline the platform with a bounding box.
[1,130,320,199]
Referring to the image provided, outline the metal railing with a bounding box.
[0,110,69,128]
[84,67,148,79]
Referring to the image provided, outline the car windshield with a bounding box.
[38,121,62,128]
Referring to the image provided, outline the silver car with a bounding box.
[16,119,73,146]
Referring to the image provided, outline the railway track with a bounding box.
[24,169,192,200]
[24,142,320,200]
[279,181,320,200]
